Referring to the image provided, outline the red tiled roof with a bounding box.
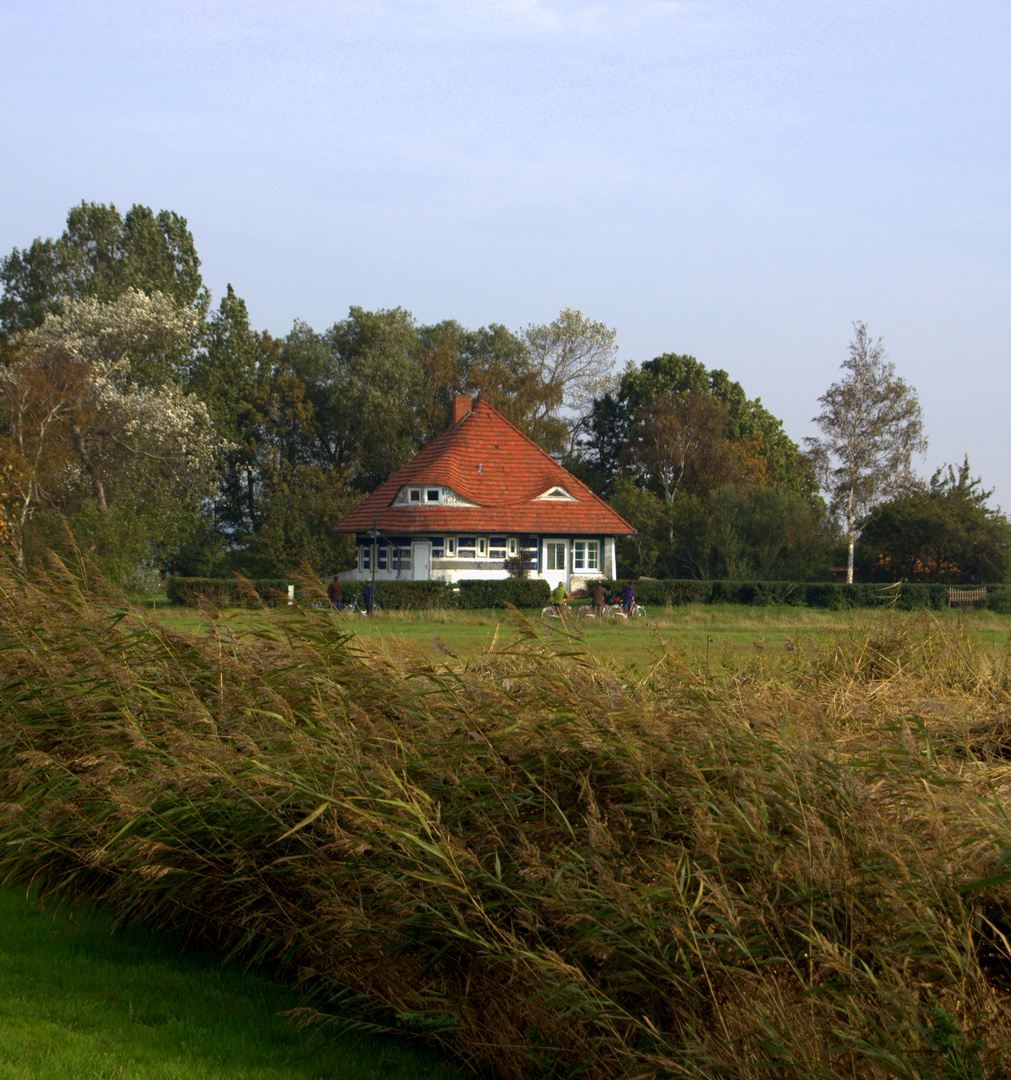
[332,399,634,536]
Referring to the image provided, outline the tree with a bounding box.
[855,457,1011,584]
[703,485,835,582]
[621,391,763,511]
[586,353,815,496]
[0,290,219,574]
[523,308,618,455]
[1,201,205,341]
[805,323,927,583]
[416,320,560,446]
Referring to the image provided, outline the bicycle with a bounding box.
[605,600,646,619]
[540,602,568,618]
[344,593,383,615]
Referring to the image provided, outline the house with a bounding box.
[331,395,634,590]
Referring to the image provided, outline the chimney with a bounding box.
[452,395,473,424]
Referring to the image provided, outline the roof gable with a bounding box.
[332,399,634,535]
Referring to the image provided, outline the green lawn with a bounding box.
[150,601,1011,673]
[0,888,465,1080]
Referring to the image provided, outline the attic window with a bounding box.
[538,486,575,501]
[408,488,422,503]
[425,488,441,503]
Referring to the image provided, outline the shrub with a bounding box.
[166,576,295,607]
[455,577,550,609]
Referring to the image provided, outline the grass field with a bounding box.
[152,600,1011,672]
[6,568,1011,1079]
[0,888,461,1080]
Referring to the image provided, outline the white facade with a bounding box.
[342,532,616,592]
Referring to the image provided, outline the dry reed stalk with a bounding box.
[2,559,1011,1077]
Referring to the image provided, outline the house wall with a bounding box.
[342,533,613,592]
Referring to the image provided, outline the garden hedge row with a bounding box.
[607,578,1011,613]
[167,575,1011,613]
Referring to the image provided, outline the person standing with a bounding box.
[363,579,374,614]
[590,580,607,615]
[327,575,343,610]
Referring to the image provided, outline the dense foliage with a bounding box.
[1,202,1006,587]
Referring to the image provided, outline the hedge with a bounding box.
[166,576,551,610]
[166,577,296,607]
[602,578,1011,612]
[166,575,1011,612]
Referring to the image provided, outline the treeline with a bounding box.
[1,201,1008,587]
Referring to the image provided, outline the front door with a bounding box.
[543,539,567,590]
[412,541,431,581]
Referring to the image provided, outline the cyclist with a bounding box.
[551,582,569,615]
[621,581,635,616]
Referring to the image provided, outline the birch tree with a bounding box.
[805,323,927,583]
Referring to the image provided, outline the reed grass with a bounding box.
[2,558,1011,1078]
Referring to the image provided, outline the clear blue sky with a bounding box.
[4,1,1009,507]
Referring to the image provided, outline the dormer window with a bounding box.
[537,485,576,501]
[425,488,441,503]
[408,488,422,503]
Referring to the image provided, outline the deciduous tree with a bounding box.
[856,457,1011,583]
[805,323,927,583]
[0,290,219,573]
[523,308,618,455]
[1,202,205,340]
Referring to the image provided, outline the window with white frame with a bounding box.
[408,488,422,503]
[446,537,456,556]
[477,537,487,558]
[425,488,440,503]
[572,540,599,572]
[359,545,371,571]
[545,541,566,571]
[489,536,507,559]
[457,536,476,558]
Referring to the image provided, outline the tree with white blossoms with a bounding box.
[523,308,619,456]
[0,288,220,572]
[805,323,927,584]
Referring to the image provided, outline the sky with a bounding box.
[3,0,1010,507]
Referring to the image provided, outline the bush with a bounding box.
[455,578,550,609]
[361,580,455,610]
[166,577,296,607]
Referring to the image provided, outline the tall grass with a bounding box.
[2,559,1011,1078]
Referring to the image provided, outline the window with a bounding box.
[359,545,370,571]
[408,488,422,503]
[489,536,507,559]
[425,489,440,503]
[431,537,445,558]
[458,536,476,558]
[546,541,566,571]
[377,544,388,571]
[478,537,487,558]
[572,540,600,572]
[508,538,517,557]
[446,537,456,556]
